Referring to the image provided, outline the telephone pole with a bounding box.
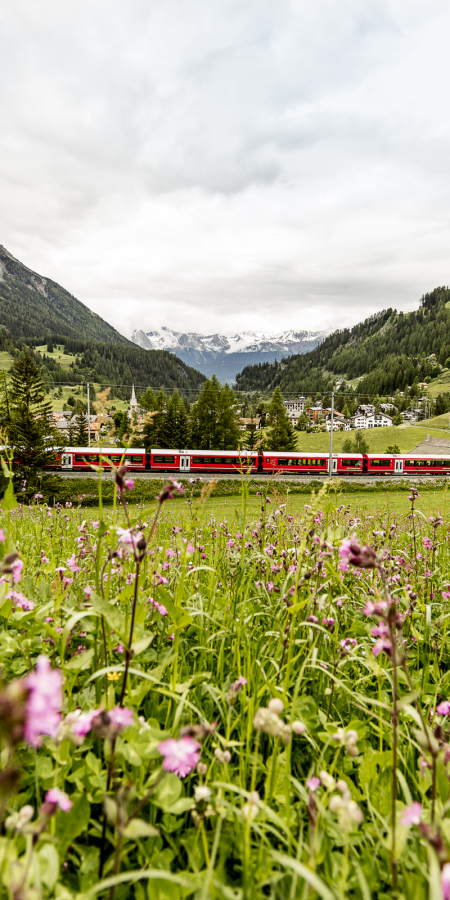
[328,391,334,477]
[87,382,90,448]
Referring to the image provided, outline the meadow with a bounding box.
[1,470,450,898]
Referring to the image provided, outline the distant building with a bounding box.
[283,397,306,424]
[236,417,262,432]
[350,413,393,429]
[129,384,138,419]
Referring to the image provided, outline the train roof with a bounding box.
[151,449,257,456]
[64,447,146,453]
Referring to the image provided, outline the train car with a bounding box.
[262,452,364,475]
[263,452,329,474]
[59,448,147,472]
[400,454,450,475]
[149,449,258,473]
[363,454,402,475]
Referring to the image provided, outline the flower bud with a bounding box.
[268,698,284,715]
[291,720,306,735]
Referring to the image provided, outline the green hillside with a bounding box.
[0,247,205,398]
[236,286,450,396]
[0,245,130,345]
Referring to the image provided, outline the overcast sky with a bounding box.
[1,0,450,339]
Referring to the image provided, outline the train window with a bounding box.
[153,456,175,464]
[75,454,87,463]
[369,459,386,467]
[341,459,360,467]
[130,455,144,463]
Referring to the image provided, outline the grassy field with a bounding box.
[3,476,450,896]
[84,487,450,521]
[292,424,436,453]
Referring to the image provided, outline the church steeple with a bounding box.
[129,384,138,418]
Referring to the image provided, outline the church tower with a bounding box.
[129,384,138,419]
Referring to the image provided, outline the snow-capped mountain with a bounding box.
[131,327,325,383]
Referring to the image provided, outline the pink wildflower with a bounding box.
[306,777,321,792]
[340,638,357,650]
[158,736,201,777]
[442,592,450,601]
[442,865,450,900]
[45,788,72,812]
[437,701,450,716]
[7,591,34,611]
[66,554,81,574]
[400,802,422,827]
[0,529,5,542]
[11,559,23,583]
[108,706,134,734]
[24,656,62,747]
[372,638,392,657]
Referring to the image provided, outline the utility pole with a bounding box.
[328,391,334,477]
[87,382,90,448]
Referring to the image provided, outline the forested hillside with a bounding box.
[0,247,205,397]
[236,287,450,395]
[0,245,130,345]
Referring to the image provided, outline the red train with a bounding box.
[55,448,450,475]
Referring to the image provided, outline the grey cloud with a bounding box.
[0,0,449,338]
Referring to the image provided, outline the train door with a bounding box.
[179,455,191,472]
[329,458,338,475]
[394,459,404,474]
[61,453,73,471]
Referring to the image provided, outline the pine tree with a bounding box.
[265,387,296,452]
[66,415,77,445]
[6,350,59,496]
[190,376,240,450]
[142,390,167,449]
[161,390,190,448]
[75,410,88,445]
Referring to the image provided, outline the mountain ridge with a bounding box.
[235,287,450,397]
[0,245,131,346]
[131,326,325,382]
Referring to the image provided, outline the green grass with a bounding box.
[85,487,450,521]
[0,350,14,371]
[293,424,434,453]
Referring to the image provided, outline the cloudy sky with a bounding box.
[1,0,450,339]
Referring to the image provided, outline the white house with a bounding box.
[283,397,306,423]
[350,413,393,429]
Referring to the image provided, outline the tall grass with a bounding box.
[0,466,449,899]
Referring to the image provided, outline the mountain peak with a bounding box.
[131,326,325,382]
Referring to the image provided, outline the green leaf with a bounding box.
[98,520,109,538]
[158,590,194,631]
[90,592,125,635]
[151,773,182,812]
[65,648,95,671]
[37,843,60,891]
[55,793,90,858]
[122,818,160,840]
[2,480,17,512]
[132,636,154,657]
[269,851,335,900]
[0,458,11,479]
